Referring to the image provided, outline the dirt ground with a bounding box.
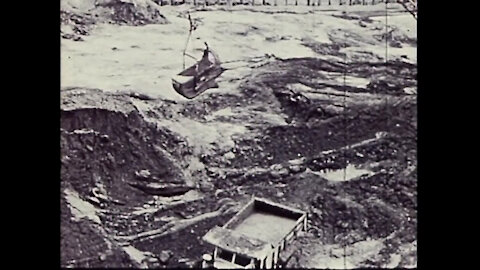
[60,0,416,268]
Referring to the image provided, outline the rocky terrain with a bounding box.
[60,0,416,268]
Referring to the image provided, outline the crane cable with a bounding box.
[182,12,197,70]
[341,0,348,269]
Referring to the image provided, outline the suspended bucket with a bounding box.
[172,46,225,99]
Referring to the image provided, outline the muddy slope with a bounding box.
[60,181,136,268]
[60,3,416,266]
[60,54,416,268]
[61,88,193,207]
[60,88,203,267]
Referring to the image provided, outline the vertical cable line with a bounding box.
[341,0,348,269]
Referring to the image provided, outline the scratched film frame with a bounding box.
[60,0,417,268]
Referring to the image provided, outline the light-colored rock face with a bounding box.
[61,3,416,100]
[65,188,102,224]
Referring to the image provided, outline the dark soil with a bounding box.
[60,53,416,267]
[60,104,191,207]
[60,182,136,268]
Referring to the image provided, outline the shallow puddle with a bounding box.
[314,164,375,182]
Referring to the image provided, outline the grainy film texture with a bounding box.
[60,0,417,268]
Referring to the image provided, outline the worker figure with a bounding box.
[201,254,214,269]
[193,42,217,92]
[202,42,210,59]
[201,42,219,67]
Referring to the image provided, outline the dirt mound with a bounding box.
[60,88,210,267]
[61,88,191,208]
[60,182,136,267]
[95,0,168,25]
[61,0,168,40]
[238,56,416,119]
[60,10,95,41]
